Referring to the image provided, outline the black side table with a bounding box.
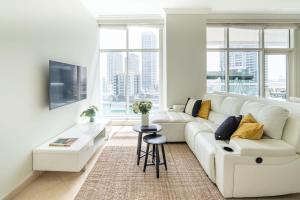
[143,133,167,178]
[133,124,162,165]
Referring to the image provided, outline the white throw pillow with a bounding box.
[240,101,289,139]
[184,98,201,117]
[257,106,289,139]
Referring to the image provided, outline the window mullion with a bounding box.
[125,26,129,115]
[226,27,230,93]
[159,27,164,110]
[289,29,291,48]
[286,52,290,99]
[100,49,160,52]
[260,28,265,98]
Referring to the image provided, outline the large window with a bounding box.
[264,54,287,99]
[100,26,162,117]
[207,51,226,92]
[229,51,259,96]
[207,26,292,99]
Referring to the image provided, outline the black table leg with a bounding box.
[137,132,142,165]
[152,144,155,163]
[161,144,167,170]
[156,144,160,178]
[143,143,150,172]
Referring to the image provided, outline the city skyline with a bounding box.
[102,30,160,115]
[207,41,287,98]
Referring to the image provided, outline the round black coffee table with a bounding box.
[133,124,162,165]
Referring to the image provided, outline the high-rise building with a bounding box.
[127,53,141,97]
[229,52,258,81]
[107,52,124,98]
[113,74,141,98]
[141,32,157,92]
[113,74,125,97]
[107,53,123,84]
[127,74,141,97]
[128,54,139,75]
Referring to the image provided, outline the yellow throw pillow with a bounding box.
[198,100,211,119]
[231,123,264,140]
[231,114,264,140]
[239,113,257,124]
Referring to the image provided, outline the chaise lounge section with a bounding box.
[150,92,300,198]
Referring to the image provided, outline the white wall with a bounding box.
[165,14,206,108]
[0,0,99,198]
[293,28,300,97]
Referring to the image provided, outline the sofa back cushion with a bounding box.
[203,93,246,116]
[203,93,226,113]
[240,101,265,117]
[220,96,246,116]
[208,111,229,125]
[256,100,300,154]
[240,100,289,139]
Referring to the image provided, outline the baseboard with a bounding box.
[1,171,43,200]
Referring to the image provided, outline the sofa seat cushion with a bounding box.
[194,132,227,183]
[185,121,214,152]
[150,111,195,123]
[229,138,296,157]
[196,118,219,132]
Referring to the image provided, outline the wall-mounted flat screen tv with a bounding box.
[49,60,87,110]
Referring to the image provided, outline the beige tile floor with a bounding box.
[13,126,300,200]
[12,126,124,200]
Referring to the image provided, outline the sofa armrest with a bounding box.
[169,105,185,112]
[229,138,296,157]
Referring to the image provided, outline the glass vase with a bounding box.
[141,113,149,126]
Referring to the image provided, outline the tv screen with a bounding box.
[79,66,87,100]
[49,60,87,110]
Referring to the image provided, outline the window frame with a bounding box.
[264,53,289,99]
[228,50,260,96]
[99,24,163,118]
[206,50,227,93]
[206,25,294,99]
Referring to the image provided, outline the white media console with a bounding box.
[33,119,112,172]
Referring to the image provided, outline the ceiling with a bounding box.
[80,0,300,16]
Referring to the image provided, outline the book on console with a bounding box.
[49,138,78,147]
[141,125,157,132]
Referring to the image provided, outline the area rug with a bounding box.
[75,128,223,200]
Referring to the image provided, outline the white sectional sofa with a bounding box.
[150,92,300,198]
